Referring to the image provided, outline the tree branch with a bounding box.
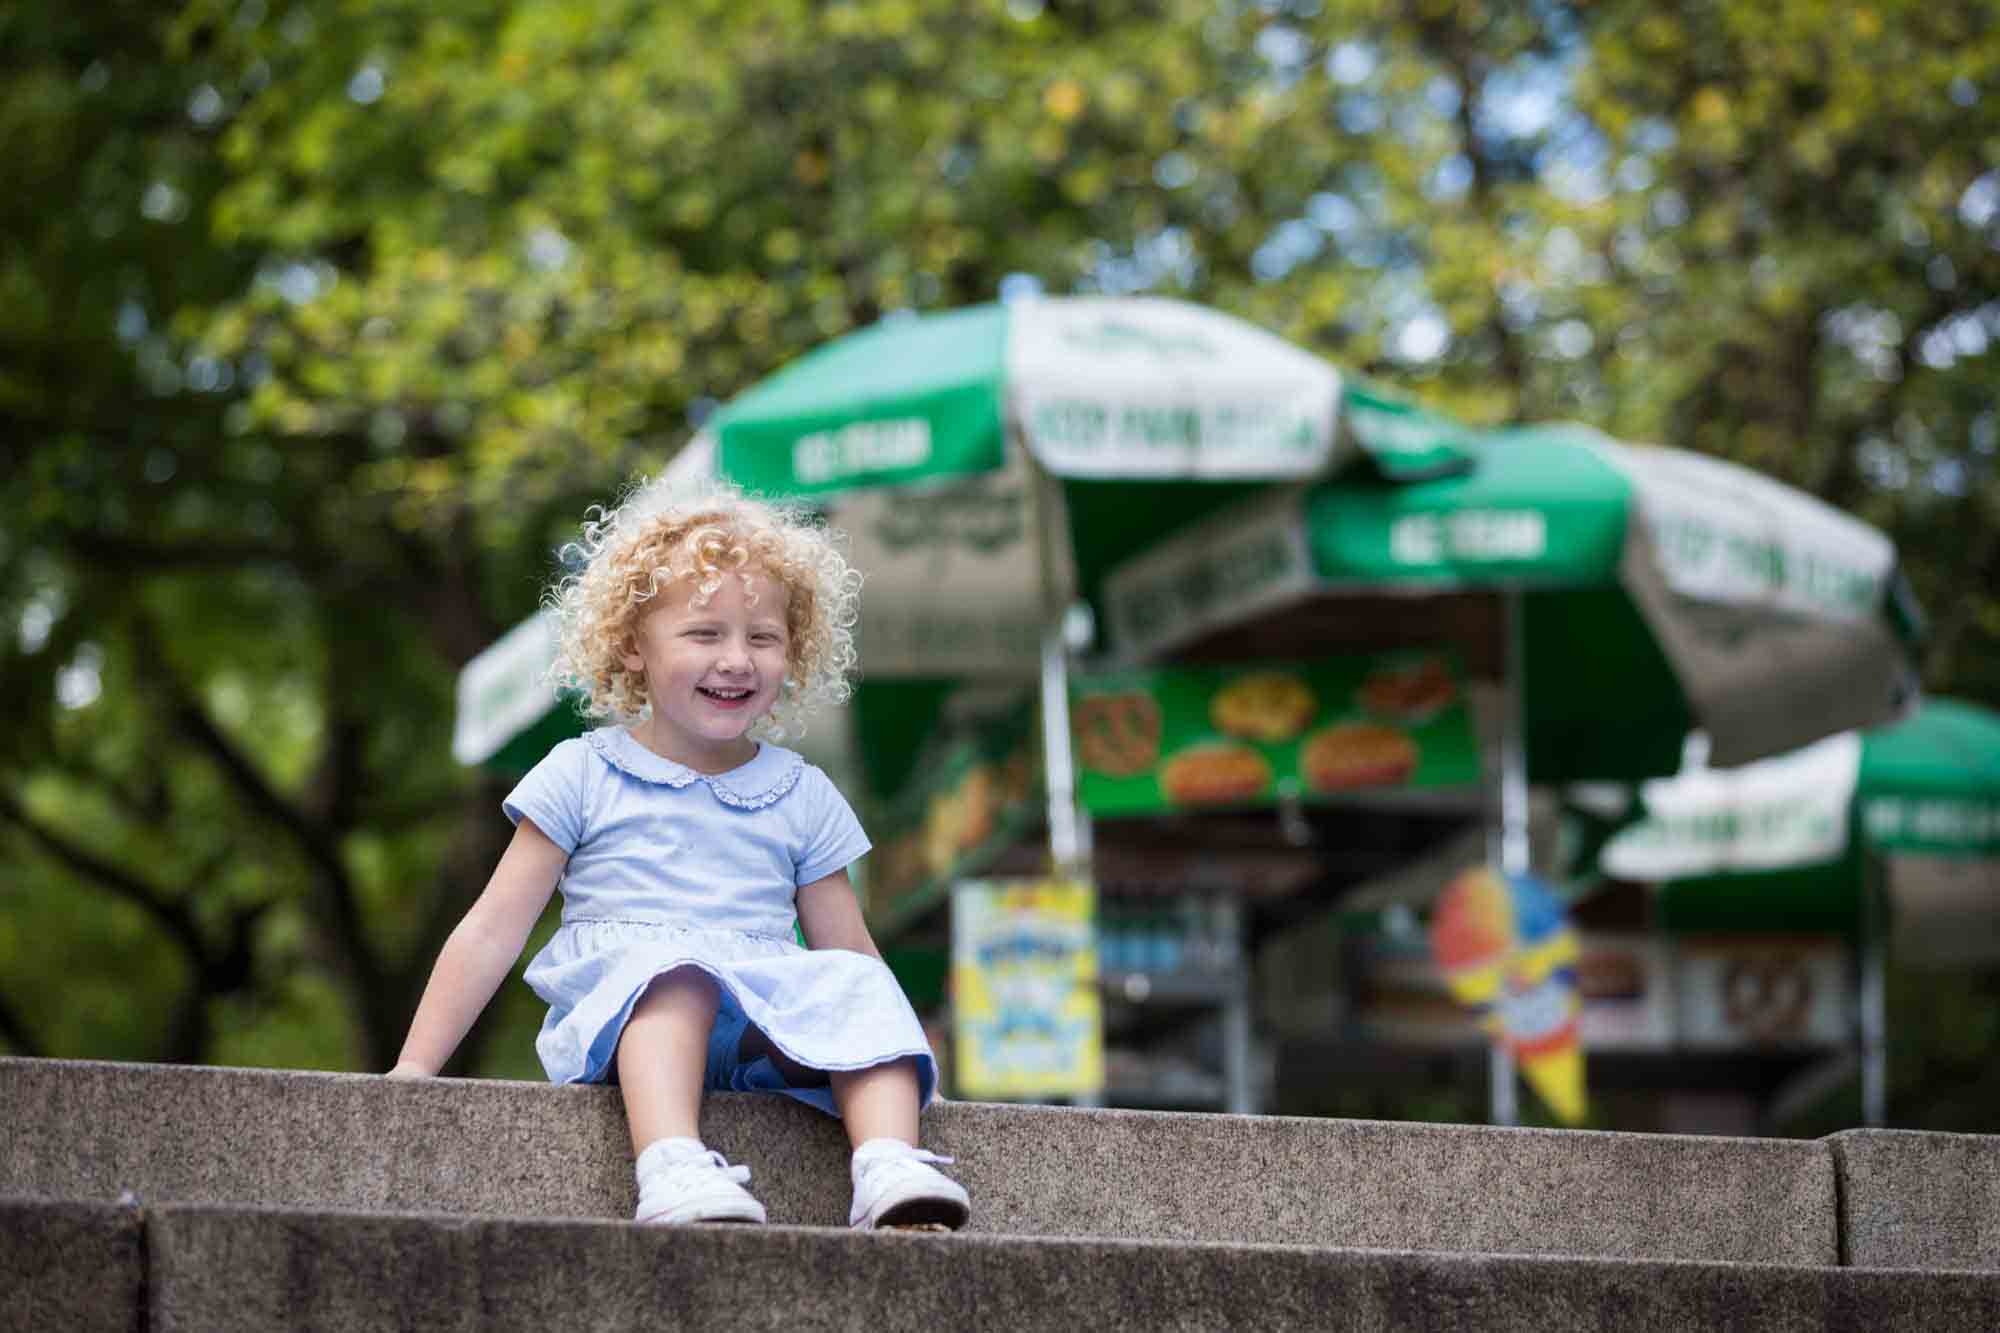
[68,531,300,573]
[1817,283,1963,513]
[0,790,275,1065]
[0,787,208,961]
[1922,518,2000,686]
[1431,22,1531,417]
[128,617,344,885]
[0,986,46,1058]
[127,615,392,1045]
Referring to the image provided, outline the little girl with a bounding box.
[389,478,969,1231]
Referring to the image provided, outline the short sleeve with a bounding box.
[502,738,590,853]
[794,766,872,886]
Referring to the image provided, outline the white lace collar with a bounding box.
[583,727,804,810]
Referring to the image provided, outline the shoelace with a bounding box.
[858,1146,955,1184]
[652,1149,752,1189]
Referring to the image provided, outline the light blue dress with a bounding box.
[504,726,936,1115]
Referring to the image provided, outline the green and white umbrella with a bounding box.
[1574,695,2000,1125]
[1090,414,1920,1118]
[1583,696,2000,936]
[716,296,1468,495]
[1099,421,1925,784]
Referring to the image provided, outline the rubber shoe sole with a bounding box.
[872,1195,970,1231]
[851,1168,971,1231]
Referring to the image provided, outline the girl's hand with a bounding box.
[385,1062,433,1080]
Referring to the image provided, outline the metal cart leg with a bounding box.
[1220,899,1257,1114]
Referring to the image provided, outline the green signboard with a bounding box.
[1071,653,1480,816]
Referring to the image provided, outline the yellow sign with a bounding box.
[951,878,1104,1099]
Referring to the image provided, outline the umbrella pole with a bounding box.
[1041,618,1082,872]
[1486,586,1529,1127]
[1029,456,1102,1110]
[1496,588,1532,877]
[1027,457,1086,876]
[1859,853,1889,1126]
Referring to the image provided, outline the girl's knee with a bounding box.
[829,1056,919,1092]
[629,965,720,1018]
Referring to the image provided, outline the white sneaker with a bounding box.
[634,1137,767,1225]
[848,1139,970,1231]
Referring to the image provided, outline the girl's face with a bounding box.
[622,567,791,772]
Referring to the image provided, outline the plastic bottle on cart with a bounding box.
[1137,905,1167,974]
[1099,902,1126,973]
[1210,897,1240,969]
[1180,896,1205,972]
[1172,896,1200,974]
[1159,901,1185,975]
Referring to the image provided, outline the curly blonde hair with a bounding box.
[546,477,862,741]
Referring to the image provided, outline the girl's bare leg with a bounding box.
[831,1057,967,1230]
[736,1027,925,1147]
[615,967,719,1155]
[829,1058,921,1149]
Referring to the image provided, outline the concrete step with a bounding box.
[9,1194,2000,1333]
[1829,1128,2000,1271]
[3,1196,143,1333]
[3,1056,1843,1266]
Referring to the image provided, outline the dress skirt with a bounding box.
[524,918,937,1115]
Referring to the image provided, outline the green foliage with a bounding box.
[3,0,1997,1131]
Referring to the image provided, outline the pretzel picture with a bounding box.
[1721,955,1814,1042]
[1072,690,1164,777]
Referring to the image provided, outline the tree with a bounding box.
[1567,0,2000,699]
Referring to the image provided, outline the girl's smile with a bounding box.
[622,571,791,772]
